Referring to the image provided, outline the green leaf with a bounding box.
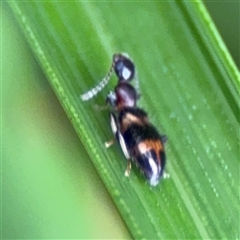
[7,1,239,239]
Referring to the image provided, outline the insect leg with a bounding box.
[105,139,116,148]
[124,160,132,177]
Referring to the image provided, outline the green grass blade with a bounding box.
[8,1,239,239]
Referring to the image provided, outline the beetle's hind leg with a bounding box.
[124,160,132,177]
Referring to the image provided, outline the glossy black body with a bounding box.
[117,107,166,185]
[81,53,167,186]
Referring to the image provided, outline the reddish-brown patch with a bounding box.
[138,139,163,159]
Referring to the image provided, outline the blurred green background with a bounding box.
[1,1,239,239]
[204,1,239,68]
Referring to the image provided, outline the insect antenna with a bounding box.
[80,63,114,101]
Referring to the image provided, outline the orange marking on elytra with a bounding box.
[138,139,163,159]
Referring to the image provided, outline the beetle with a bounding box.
[81,53,167,186]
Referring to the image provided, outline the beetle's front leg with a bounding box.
[105,138,116,148]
